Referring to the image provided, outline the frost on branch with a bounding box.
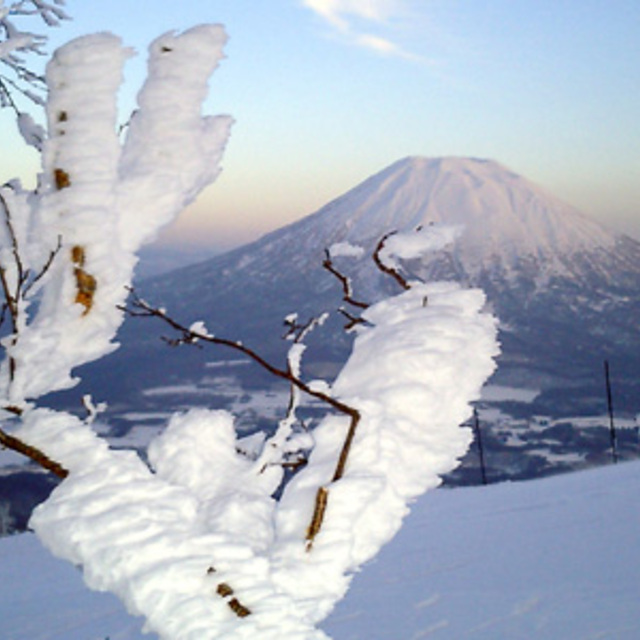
[0,1,69,146]
[1,23,498,640]
[0,25,232,405]
[99,226,499,637]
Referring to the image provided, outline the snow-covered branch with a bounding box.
[0,26,231,494]
[0,25,231,407]
[373,230,411,290]
[0,19,499,640]
[323,246,369,310]
[0,423,67,476]
[124,289,362,519]
[0,0,68,140]
[374,224,463,290]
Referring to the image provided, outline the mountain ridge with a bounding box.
[168,155,630,290]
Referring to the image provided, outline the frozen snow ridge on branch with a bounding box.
[1,21,498,640]
[0,25,232,406]
[0,0,69,144]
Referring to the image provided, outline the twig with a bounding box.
[322,248,369,309]
[337,307,369,332]
[123,289,362,548]
[283,312,328,344]
[123,290,357,420]
[0,192,61,380]
[373,231,410,291]
[23,234,62,296]
[0,191,24,332]
[0,425,68,478]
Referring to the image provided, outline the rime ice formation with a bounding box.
[0,26,232,403]
[27,226,498,639]
[1,27,498,640]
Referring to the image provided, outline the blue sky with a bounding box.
[1,0,639,249]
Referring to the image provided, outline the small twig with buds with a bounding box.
[122,288,361,548]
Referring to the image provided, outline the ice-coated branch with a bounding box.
[0,188,61,334]
[0,190,25,326]
[117,25,233,251]
[0,0,68,121]
[374,224,463,291]
[255,312,330,475]
[0,27,231,405]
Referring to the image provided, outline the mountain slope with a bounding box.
[289,156,619,273]
[143,155,640,306]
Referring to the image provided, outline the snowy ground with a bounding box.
[2,461,638,640]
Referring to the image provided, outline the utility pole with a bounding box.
[472,408,488,485]
[604,360,618,464]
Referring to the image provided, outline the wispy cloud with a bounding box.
[302,0,421,60]
[304,0,397,28]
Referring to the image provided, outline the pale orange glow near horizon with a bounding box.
[1,0,638,252]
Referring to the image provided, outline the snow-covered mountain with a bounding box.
[4,460,640,639]
[103,156,640,414]
[166,155,634,282]
[263,155,620,276]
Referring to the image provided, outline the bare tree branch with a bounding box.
[337,306,369,332]
[23,234,62,296]
[0,191,24,333]
[322,248,369,309]
[283,311,328,344]
[0,192,61,383]
[0,0,69,113]
[0,424,68,478]
[123,289,357,419]
[373,231,411,291]
[122,289,362,548]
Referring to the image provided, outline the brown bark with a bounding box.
[0,426,68,478]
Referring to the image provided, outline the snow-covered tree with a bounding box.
[1,0,68,147]
[0,22,499,640]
